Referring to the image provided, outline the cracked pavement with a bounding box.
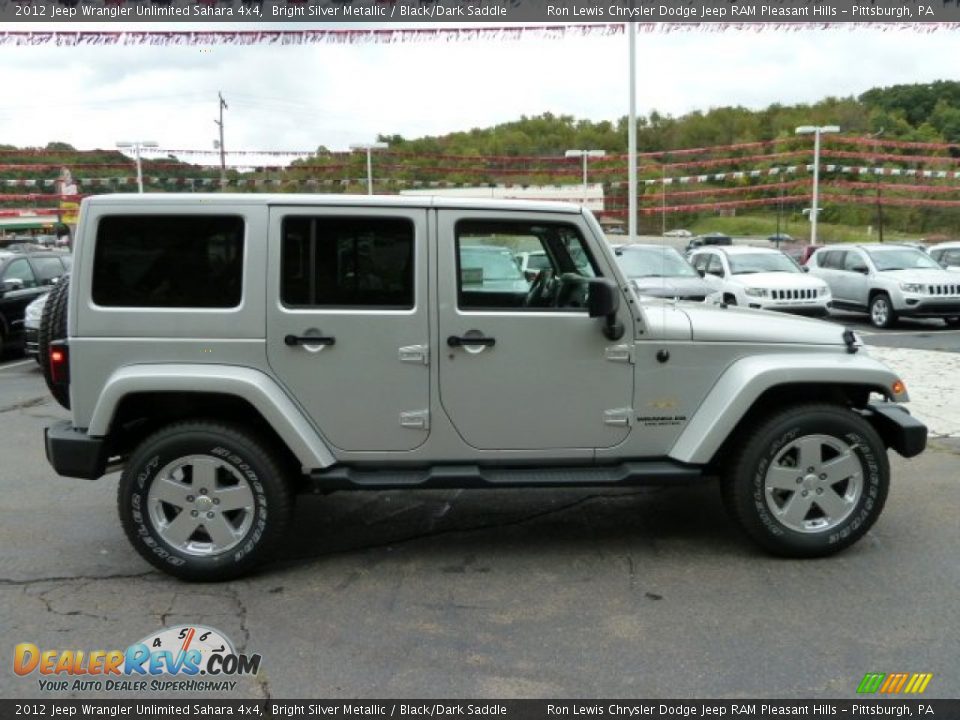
[1,358,959,699]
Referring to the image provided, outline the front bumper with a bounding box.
[865,402,927,458]
[45,420,109,480]
[896,299,960,318]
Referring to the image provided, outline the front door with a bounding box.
[436,210,634,451]
[266,206,430,452]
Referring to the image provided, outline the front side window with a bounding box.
[93,215,244,308]
[843,252,868,272]
[705,254,725,276]
[456,220,598,311]
[2,258,37,288]
[281,217,414,309]
[940,249,960,267]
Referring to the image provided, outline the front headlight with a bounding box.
[25,303,44,323]
[744,288,768,297]
[900,282,925,294]
[818,286,830,296]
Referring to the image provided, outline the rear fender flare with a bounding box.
[88,364,337,470]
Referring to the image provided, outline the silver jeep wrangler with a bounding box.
[42,195,927,581]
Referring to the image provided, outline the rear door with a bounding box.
[266,206,430,452]
[436,210,634,451]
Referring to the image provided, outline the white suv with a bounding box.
[689,246,831,316]
[808,243,960,328]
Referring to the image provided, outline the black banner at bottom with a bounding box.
[2,699,956,720]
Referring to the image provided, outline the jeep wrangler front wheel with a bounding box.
[118,421,294,581]
[722,404,889,557]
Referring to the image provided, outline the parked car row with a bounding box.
[612,237,960,329]
[0,249,71,357]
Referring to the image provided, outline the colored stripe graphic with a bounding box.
[858,672,932,694]
[858,673,886,693]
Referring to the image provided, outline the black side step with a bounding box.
[306,461,707,492]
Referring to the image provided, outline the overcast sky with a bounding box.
[1,24,958,162]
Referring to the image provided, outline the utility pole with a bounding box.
[116,141,158,193]
[215,92,228,189]
[627,23,637,242]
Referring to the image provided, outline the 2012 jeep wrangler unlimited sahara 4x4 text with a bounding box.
[42,195,927,580]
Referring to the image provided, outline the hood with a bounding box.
[632,276,713,298]
[680,302,849,346]
[878,268,960,285]
[728,271,828,291]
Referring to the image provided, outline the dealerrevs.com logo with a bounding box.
[14,625,262,693]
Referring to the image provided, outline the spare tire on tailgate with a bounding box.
[39,275,70,410]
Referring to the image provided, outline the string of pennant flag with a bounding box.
[8,164,960,190]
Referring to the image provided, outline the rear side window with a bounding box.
[93,215,244,308]
[280,217,414,309]
[818,250,845,269]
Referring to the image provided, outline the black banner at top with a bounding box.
[0,0,958,25]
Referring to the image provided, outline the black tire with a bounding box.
[723,293,738,306]
[118,421,294,581]
[39,275,70,409]
[721,403,889,558]
[946,317,960,327]
[869,292,896,329]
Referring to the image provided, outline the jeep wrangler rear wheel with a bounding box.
[118,421,294,581]
[722,403,889,557]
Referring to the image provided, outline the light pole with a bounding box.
[795,125,839,245]
[116,141,158,193]
[565,149,606,206]
[349,142,388,195]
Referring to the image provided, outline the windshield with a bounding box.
[867,247,941,271]
[461,248,526,281]
[616,246,698,278]
[728,253,800,275]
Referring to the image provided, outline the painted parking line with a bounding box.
[0,359,35,371]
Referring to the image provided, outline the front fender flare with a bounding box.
[88,364,337,470]
[668,352,906,465]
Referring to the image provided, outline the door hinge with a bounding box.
[400,410,430,430]
[603,408,634,427]
[605,344,634,363]
[398,344,429,365]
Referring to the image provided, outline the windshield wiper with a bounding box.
[733,270,760,274]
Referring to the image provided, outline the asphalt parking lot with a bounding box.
[1,326,958,699]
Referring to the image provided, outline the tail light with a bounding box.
[49,341,70,385]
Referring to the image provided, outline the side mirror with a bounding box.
[852,265,869,275]
[801,266,810,273]
[697,268,706,278]
[0,278,24,293]
[585,277,625,341]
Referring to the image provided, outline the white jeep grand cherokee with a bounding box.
[689,246,831,316]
